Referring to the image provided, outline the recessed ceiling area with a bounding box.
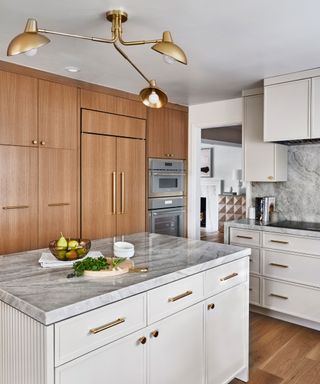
[1,0,320,105]
[202,126,242,146]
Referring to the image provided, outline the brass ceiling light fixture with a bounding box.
[7,10,187,108]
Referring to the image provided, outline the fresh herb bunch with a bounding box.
[73,256,126,276]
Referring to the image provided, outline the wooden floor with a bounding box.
[200,230,224,243]
[230,312,320,384]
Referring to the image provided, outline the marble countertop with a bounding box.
[0,232,250,325]
[224,219,320,239]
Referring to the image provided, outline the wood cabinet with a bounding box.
[0,70,38,146]
[243,91,287,181]
[81,134,145,239]
[147,107,188,159]
[0,146,38,254]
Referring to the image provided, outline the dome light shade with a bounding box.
[140,80,168,109]
[7,18,50,56]
[152,31,187,65]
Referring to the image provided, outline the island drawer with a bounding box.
[249,275,260,305]
[263,278,320,322]
[249,248,260,274]
[230,228,261,247]
[263,232,320,256]
[262,249,320,287]
[147,273,204,324]
[204,257,249,297]
[55,293,146,366]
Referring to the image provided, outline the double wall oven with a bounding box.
[148,159,186,237]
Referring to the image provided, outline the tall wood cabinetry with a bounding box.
[0,70,79,253]
[81,107,146,240]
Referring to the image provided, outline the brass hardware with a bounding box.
[140,79,168,108]
[168,290,193,302]
[32,140,38,145]
[220,272,238,281]
[48,202,70,207]
[267,176,274,180]
[270,239,289,245]
[112,171,116,215]
[40,141,46,146]
[236,235,253,240]
[120,171,125,214]
[151,330,159,338]
[89,317,125,334]
[138,336,147,345]
[2,205,29,210]
[269,262,289,268]
[129,267,149,273]
[207,303,215,310]
[269,293,288,300]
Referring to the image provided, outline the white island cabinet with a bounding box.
[0,233,250,384]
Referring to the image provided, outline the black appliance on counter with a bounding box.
[148,158,186,237]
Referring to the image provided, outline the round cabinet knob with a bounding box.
[32,140,38,145]
[40,141,46,146]
[151,330,159,338]
[138,336,147,345]
[207,303,215,310]
[267,176,274,180]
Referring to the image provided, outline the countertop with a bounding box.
[0,232,250,325]
[224,219,320,241]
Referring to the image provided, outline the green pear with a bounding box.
[57,233,68,249]
[68,239,79,249]
[56,250,67,261]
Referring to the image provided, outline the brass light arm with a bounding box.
[113,42,151,84]
[38,28,117,44]
[118,35,162,46]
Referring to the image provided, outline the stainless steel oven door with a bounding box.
[149,208,185,237]
[149,171,185,197]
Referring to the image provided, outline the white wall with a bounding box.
[188,98,243,239]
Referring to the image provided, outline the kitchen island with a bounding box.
[0,232,250,384]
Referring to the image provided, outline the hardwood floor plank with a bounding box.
[281,358,320,384]
[307,342,320,361]
[230,368,283,384]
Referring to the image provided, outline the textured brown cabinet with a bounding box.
[147,107,188,159]
[82,133,145,240]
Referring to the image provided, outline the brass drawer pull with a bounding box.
[168,290,193,302]
[32,140,38,145]
[48,203,70,207]
[2,205,29,210]
[269,293,288,300]
[138,336,147,345]
[89,317,125,334]
[236,235,253,240]
[220,272,238,281]
[207,303,215,310]
[40,141,46,146]
[112,171,116,215]
[121,172,125,214]
[151,330,159,338]
[270,240,289,245]
[269,262,289,268]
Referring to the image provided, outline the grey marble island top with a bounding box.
[0,232,250,325]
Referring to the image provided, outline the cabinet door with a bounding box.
[311,76,320,138]
[116,138,146,235]
[206,283,248,384]
[0,146,38,254]
[0,71,38,146]
[55,329,146,384]
[148,302,204,384]
[39,80,78,149]
[81,134,117,239]
[264,79,310,141]
[38,148,79,248]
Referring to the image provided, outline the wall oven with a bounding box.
[149,158,185,197]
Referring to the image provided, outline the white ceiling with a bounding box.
[1,0,320,105]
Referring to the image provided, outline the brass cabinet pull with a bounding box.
[207,303,215,310]
[2,205,29,210]
[89,317,125,335]
[151,330,159,338]
[138,336,147,345]
[269,293,288,300]
[121,172,125,214]
[270,239,289,245]
[168,290,193,302]
[220,272,238,281]
[269,262,289,268]
[236,235,253,240]
[268,176,274,180]
[112,171,116,215]
[32,140,38,145]
[40,141,46,146]
[48,203,70,207]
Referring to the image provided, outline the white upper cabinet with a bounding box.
[243,91,287,182]
[311,76,320,138]
[264,79,310,141]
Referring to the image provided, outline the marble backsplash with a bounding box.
[251,144,320,222]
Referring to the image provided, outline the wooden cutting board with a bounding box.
[83,258,134,277]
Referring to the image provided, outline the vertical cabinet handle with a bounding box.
[112,171,116,215]
[121,172,125,214]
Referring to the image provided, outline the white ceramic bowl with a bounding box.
[113,242,135,258]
